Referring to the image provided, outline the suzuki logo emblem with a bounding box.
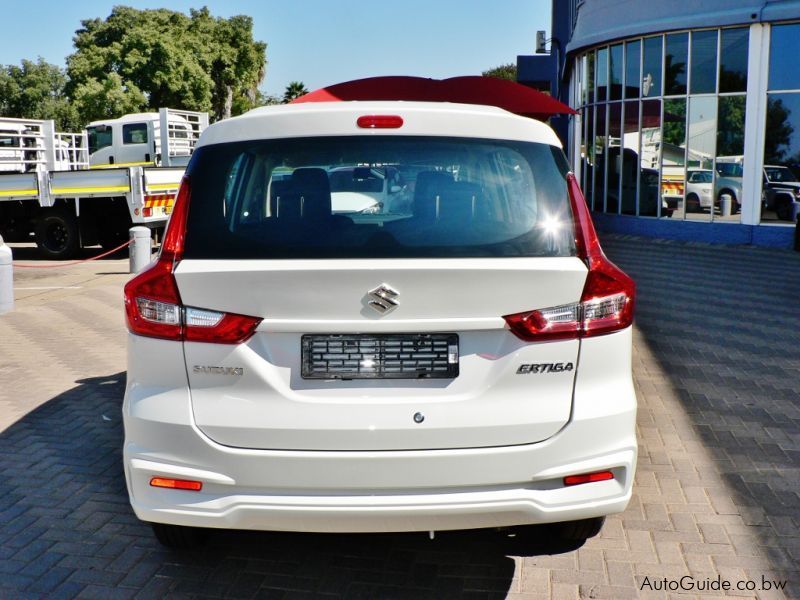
[367,284,400,314]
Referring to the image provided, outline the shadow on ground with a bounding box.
[602,235,800,575]
[0,373,579,599]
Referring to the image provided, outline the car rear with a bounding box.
[122,102,637,545]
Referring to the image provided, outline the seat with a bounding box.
[413,171,454,222]
[291,167,333,221]
[436,181,484,224]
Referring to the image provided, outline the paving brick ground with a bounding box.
[0,236,798,599]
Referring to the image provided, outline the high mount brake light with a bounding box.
[503,174,635,342]
[123,177,262,344]
[356,115,404,129]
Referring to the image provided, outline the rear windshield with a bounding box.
[183,136,575,259]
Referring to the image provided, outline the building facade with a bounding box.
[520,0,800,247]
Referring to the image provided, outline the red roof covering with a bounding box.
[291,76,576,120]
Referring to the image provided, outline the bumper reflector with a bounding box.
[563,470,614,487]
[150,477,203,491]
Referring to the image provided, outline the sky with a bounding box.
[0,0,551,98]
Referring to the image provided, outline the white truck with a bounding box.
[0,108,208,258]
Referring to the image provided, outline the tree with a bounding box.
[764,97,794,164]
[66,6,266,123]
[0,58,81,130]
[717,96,746,157]
[71,73,147,122]
[283,81,308,103]
[482,64,517,81]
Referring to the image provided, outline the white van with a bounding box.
[122,101,638,548]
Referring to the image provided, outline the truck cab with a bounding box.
[87,110,205,169]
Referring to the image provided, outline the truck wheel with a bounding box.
[151,523,208,549]
[35,209,79,259]
[776,201,793,221]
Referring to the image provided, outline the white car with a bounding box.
[328,165,404,213]
[685,169,714,211]
[123,101,638,548]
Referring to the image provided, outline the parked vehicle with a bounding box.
[762,165,800,221]
[714,160,743,213]
[123,101,638,549]
[327,165,405,213]
[685,169,713,211]
[0,109,208,258]
[87,110,202,169]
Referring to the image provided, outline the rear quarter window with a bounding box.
[183,135,576,259]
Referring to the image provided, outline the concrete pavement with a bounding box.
[0,236,797,599]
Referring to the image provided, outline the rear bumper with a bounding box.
[123,329,637,533]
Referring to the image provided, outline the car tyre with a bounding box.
[151,523,208,549]
[686,193,699,213]
[775,201,794,221]
[555,516,605,541]
[35,209,79,259]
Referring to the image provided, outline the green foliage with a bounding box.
[71,73,147,122]
[764,98,795,164]
[662,99,686,147]
[717,96,746,157]
[66,6,266,123]
[283,81,308,103]
[482,64,517,81]
[0,58,81,130]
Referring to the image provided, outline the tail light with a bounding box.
[124,178,262,344]
[503,174,635,342]
[563,470,614,486]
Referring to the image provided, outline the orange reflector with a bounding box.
[563,470,614,487]
[143,207,153,217]
[150,477,203,491]
[357,115,403,129]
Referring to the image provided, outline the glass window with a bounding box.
[762,93,800,222]
[621,100,639,214]
[606,103,622,212]
[690,30,718,94]
[123,123,148,145]
[642,36,663,98]
[685,97,716,222]
[583,106,595,203]
[578,55,587,106]
[587,51,595,104]
[719,28,749,93]
[596,47,609,102]
[716,95,746,213]
[610,44,623,101]
[86,126,113,154]
[593,104,607,211]
[639,100,661,215]
[625,40,641,99]
[661,98,686,218]
[183,136,577,259]
[665,33,688,95]
[769,23,800,91]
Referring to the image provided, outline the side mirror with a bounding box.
[389,185,402,194]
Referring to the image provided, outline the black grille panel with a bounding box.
[302,334,459,379]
